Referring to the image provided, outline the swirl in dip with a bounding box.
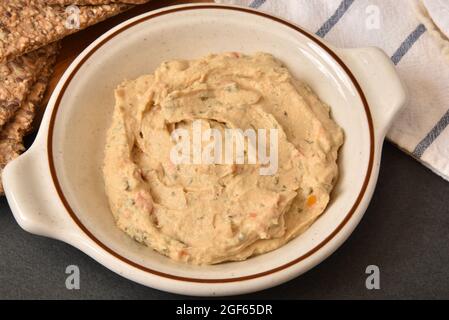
[103,53,344,265]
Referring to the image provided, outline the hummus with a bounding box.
[103,52,344,265]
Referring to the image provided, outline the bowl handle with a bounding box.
[3,147,75,238]
[336,47,407,139]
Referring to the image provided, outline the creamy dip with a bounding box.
[103,52,344,265]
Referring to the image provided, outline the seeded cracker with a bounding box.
[0,42,59,129]
[44,0,149,5]
[0,0,131,63]
[0,44,58,194]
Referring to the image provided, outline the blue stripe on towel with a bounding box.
[391,24,427,65]
[413,109,449,158]
[389,23,448,159]
[249,0,266,9]
[246,2,444,161]
[316,0,355,38]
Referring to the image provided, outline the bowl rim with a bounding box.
[47,4,375,283]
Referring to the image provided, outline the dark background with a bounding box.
[1,141,448,299]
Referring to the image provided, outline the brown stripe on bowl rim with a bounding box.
[47,5,375,283]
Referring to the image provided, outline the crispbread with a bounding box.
[0,45,58,194]
[0,42,59,129]
[45,0,148,5]
[0,1,132,63]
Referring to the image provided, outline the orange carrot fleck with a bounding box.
[135,190,153,213]
[249,212,257,218]
[179,249,189,258]
[307,195,317,207]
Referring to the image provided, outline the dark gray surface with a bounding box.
[1,141,448,299]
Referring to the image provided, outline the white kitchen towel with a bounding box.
[215,0,449,181]
[419,0,449,61]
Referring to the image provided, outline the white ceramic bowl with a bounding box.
[3,4,406,296]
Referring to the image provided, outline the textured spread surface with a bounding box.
[104,53,343,264]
